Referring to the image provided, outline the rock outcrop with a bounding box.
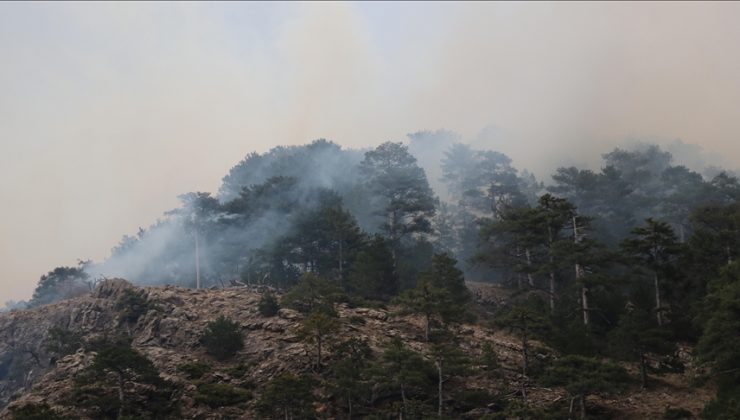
[0,280,714,419]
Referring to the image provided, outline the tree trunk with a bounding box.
[549,270,556,314]
[347,393,353,419]
[195,228,201,289]
[573,217,589,325]
[640,351,647,389]
[117,372,125,419]
[338,240,344,287]
[521,329,528,400]
[579,394,587,419]
[548,226,556,314]
[581,281,590,326]
[525,248,534,287]
[727,245,733,265]
[436,359,443,417]
[400,383,407,420]
[654,273,663,326]
[316,335,322,370]
[425,313,431,342]
[569,395,576,420]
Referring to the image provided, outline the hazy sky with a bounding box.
[2,2,740,302]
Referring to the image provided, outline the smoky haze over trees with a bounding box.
[8,130,740,417]
[16,132,734,299]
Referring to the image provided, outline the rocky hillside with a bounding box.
[0,280,712,419]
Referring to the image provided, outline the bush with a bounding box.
[481,342,499,373]
[227,362,253,378]
[663,407,693,419]
[114,288,153,323]
[348,315,366,325]
[201,315,244,361]
[453,389,498,412]
[258,292,280,317]
[256,372,316,419]
[194,383,251,407]
[10,403,68,420]
[178,362,212,379]
[44,326,84,357]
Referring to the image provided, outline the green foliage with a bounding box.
[281,272,342,315]
[697,263,740,418]
[114,288,153,324]
[452,388,497,412]
[29,265,89,307]
[494,294,550,377]
[347,235,398,301]
[72,337,177,419]
[178,361,212,379]
[663,407,693,419]
[10,403,68,420]
[194,383,252,407]
[227,362,253,379]
[330,338,373,416]
[258,292,280,317]
[481,342,499,374]
[256,372,316,419]
[44,326,84,357]
[608,306,674,387]
[425,252,471,308]
[395,277,454,341]
[542,355,630,418]
[360,141,437,244]
[371,337,435,416]
[201,315,244,361]
[480,399,554,420]
[299,309,339,370]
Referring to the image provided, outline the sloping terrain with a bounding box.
[0,279,712,419]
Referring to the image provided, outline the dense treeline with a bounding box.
[17,137,740,417]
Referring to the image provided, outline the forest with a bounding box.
[15,134,740,418]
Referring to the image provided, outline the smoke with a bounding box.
[2,2,740,301]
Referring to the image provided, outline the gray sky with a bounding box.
[2,2,740,302]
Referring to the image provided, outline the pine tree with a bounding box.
[256,372,316,419]
[329,338,373,418]
[697,263,740,418]
[299,309,339,371]
[372,337,434,419]
[360,142,437,258]
[428,339,470,416]
[543,355,629,419]
[621,218,682,326]
[608,305,674,388]
[347,236,398,301]
[494,295,549,399]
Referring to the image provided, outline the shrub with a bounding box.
[44,326,84,357]
[453,389,498,412]
[10,403,68,420]
[258,292,280,317]
[201,315,244,361]
[348,315,366,326]
[114,288,153,323]
[481,342,499,373]
[227,362,253,378]
[663,407,693,419]
[194,383,251,407]
[178,362,212,379]
[256,372,316,419]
